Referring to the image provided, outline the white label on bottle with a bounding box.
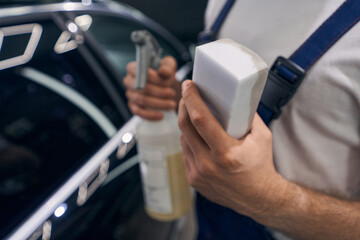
[139,146,172,214]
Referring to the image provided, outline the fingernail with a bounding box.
[182,80,191,94]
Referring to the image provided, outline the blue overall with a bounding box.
[196,193,274,240]
[196,0,360,239]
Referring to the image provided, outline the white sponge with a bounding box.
[192,39,268,139]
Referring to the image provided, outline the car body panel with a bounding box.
[0,1,192,239]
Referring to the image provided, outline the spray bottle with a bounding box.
[131,30,191,221]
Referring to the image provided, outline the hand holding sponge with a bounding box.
[192,39,269,139]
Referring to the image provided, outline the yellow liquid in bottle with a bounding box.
[145,152,192,221]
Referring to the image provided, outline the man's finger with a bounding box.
[126,90,176,110]
[147,69,173,87]
[126,61,169,87]
[124,73,177,99]
[126,62,136,78]
[143,83,177,99]
[128,102,163,121]
[178,98,209,154]
[158,56,177,78]
[123,75,135,89]
[180,135,195,183]
[181,80,230,151]
[127,57,176,87]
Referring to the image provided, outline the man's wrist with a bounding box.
[248,173,294,225]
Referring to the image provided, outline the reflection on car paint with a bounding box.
[75,14,93,32]
[54,203,68,218]
[77,158,109,206]
[0,23,42,70]
[54,22,85,54]
[117,127,137,159]
[0,1,192,239]
[7,116,140,240]
[28,220,51,240]
[20,67,117,137]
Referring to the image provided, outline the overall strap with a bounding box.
[258,0,360,125]
[197,0,235,44]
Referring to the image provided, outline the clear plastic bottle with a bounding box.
[137,111,192,221]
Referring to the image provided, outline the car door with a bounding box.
[0,2,192,240]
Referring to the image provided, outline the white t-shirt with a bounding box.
[205,0,360,239]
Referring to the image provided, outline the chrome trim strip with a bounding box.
[102,154,139,186]
[0,2,141,21]
[6,115,141,240]
[2,2,191,237]
[0,2,189,60]
[0,24,42,70]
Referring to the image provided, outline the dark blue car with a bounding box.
[0,1,193,239]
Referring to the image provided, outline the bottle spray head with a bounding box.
[131,30,163,89]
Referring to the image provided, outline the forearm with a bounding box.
[178,80,360,239]
[252,176,360,240]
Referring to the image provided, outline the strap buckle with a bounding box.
[197,30,215,45]
[260,56,306,119]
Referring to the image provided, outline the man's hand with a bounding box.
[123,56,180,120]
[178,80,360,240]
[178,80,287,217]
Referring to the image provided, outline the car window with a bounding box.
[80,14,186,78]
